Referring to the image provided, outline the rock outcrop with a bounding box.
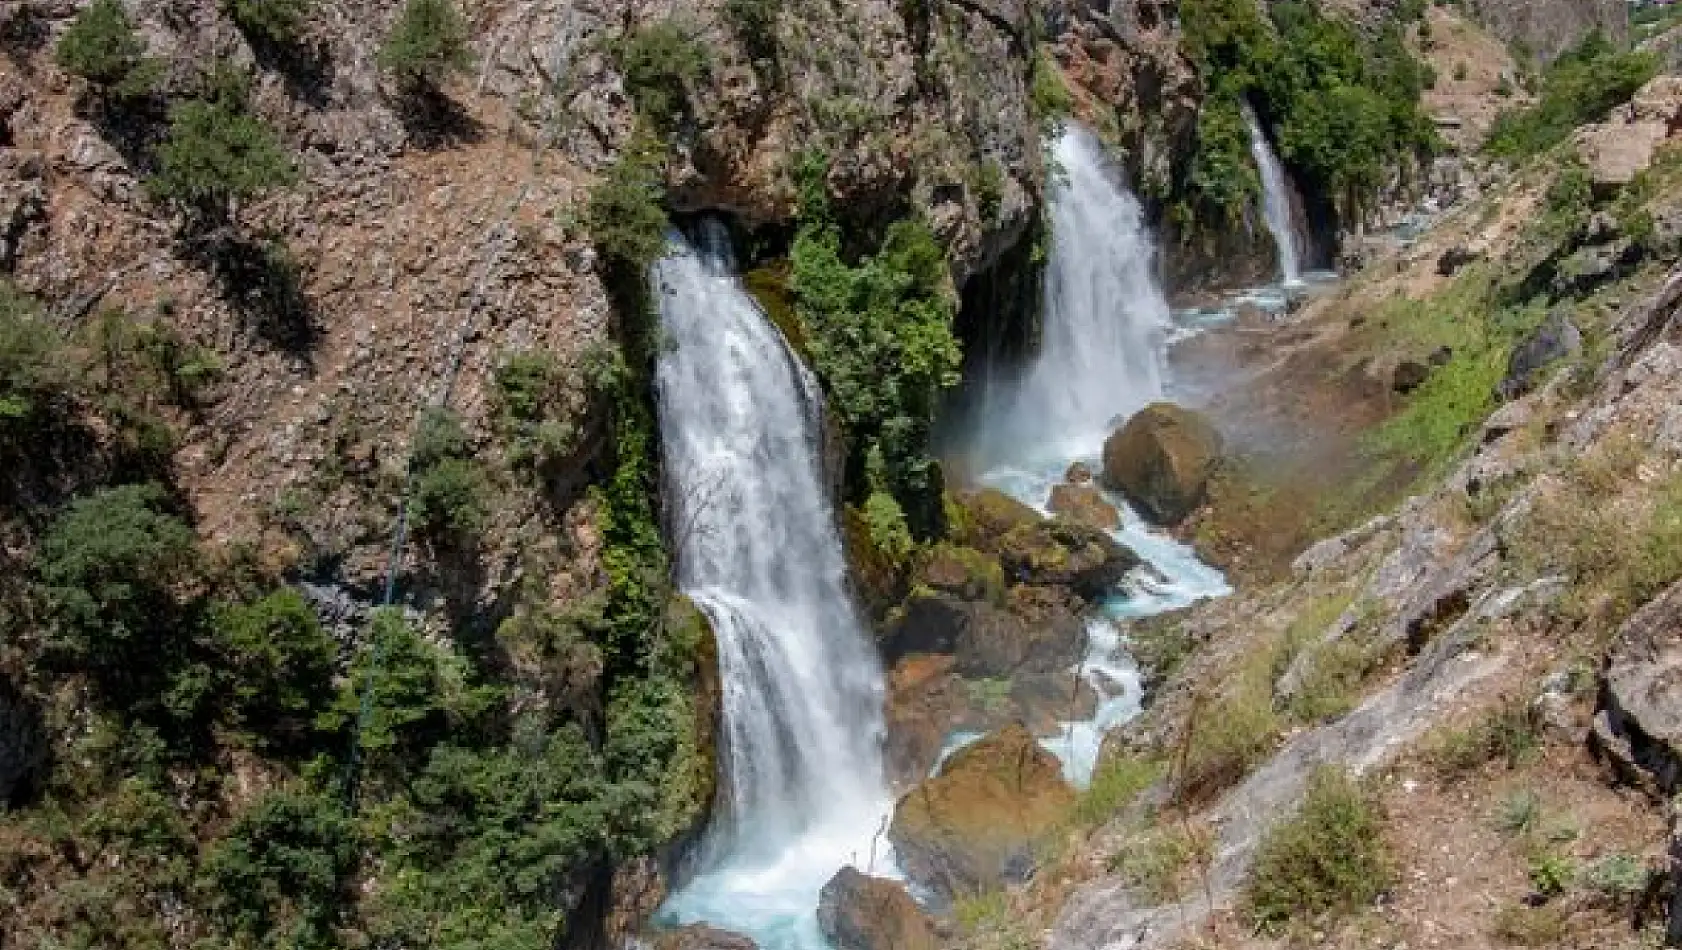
[816,867,939,950]
[1465,0,1628,65]
[1594,577,1682,795]
[1575,76,1682,194]
[889,722,1076,900]
[1102,403,1223,525]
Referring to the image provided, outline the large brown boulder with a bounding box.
[654,924,759,950]
[817,867,939,950]
[1101,402,1223,525]
[888,723,1076,899]
[1048,481,1120,530]
[882,587,1085,678]
[1594,578,1682,794]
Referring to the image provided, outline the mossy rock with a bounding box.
[996,518,1139,599]
[917,543,1005,604]
[661,594,720,838]
[843,504,909,622]
[957,487,1043,550]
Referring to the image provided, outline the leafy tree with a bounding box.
[202,787,358,947]
[54,0,161,100]
[406,408,490,543]
[222,0,313,46]
[0,282,75,434]
[494,351,580,471]
[1487,31,1658,157]
[585,133,669,276]
[611,21,708,131]
[378,0,472,91]
[38,483,197,672]
[148,66,297,228]
[211,588,336,749]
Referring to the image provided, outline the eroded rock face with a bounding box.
[1594,578,1682,795]
[1466,0,1628,65]
[1101,403,1223,525]
[653,923,760,950]
[888,722,1076,900]
[817,867,939,950]
[1575,76,1682,193]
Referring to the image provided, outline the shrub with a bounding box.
[585,132,669,279]
[54,0,161,99]
[611,22,708,131]
[1495,788,1542,835]
[406,408,490,543]
[1493,904,1567,946]
[1179,652,1279,800]
[1029,49,1073,127]
[325,609,455,778]
[1108,825,1206,902]
[148,67,297,227]
[38,483,198,669]
[724,0,782,70]
[1427,698,1540,779]
[1526,849,1574,898]
[1077,753,1165,826]
[378,0,472,90]
[1585,852,1649,906]
[202,787,357,946]
[1247,767,1392,931]
[210,588,336,749]
[222,0,312,46]
[0,282,76,435]
[1486,31,1657,157]
[494,351,579,471]
[861,490,915,565]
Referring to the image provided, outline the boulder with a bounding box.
[996,517,1138,597]
[1065,461,1094,484]
[960,488,1042,546]
[1048,482,1120,531]
[817,867,939,950]
[1391,359,1430,395]
[888,723,1076,900]
[883,586,1084,678]
[1594,578,1682,794]
[654,924,759,950]
[1101,403,1223,525]
[918,544,1004,604]
[1497,309,1581,400]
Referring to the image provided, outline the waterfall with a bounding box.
[652,221,892,949]
[1243,103,1305,287]
[983,125,1172,463]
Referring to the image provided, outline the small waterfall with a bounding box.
[653,221,891,948]
[984,126,1172,462]
[1243,103,1305,287]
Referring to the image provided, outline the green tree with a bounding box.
[611,21,708,131]
[54,0,161,100]
[406,408,490,543]
[378,0,472,91]
[202,787,358,948]
[211,588,337,749]
[0,282,75,434]
[148,67,297,227]
[222,0,313,46]
[38,483,197,672]
[1487,30,1657,157]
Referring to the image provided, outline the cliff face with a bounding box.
[1468,0,1628,63]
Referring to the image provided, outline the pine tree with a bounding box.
[54,0,161,100]
[377,0,472,92]
[147,65,297,227]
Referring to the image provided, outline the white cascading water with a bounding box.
[1243,103,1305,288]
[968,125,1229,786]
[652,222,893,949]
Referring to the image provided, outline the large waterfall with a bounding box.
[652,222,892,949]
[984,126,1173,463]
[1243,103,1304,287]
[972,125,1229,784]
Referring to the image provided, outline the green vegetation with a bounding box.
[202,787,357,946]
[1426,698,1540,778]
[789,153,961,536]
[378,0,473,91]
[494,351,581,472]
[407,408,491,544]
[1176,0,1436,227]
[725,0,783,71]
[1246,766,1392,931]
[1179,649,1279,800]
[211,589,337,749]
[149,66,298,228]
[611,21,709,132]
[1107,825,1206,902]
[1487,31,1657,158]
[1,284,76,438]
[585,131,670,298]
[54,0,162,101]
[223,0,313,46]
[1029,48,1074,130]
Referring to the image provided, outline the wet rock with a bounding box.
[1391,359,1430,395]
[1066,461,1094,484]
[1497,309,1581,400]
[654,923,759,950]
[889,723,1076,900]
[918,544,1004,604]
[1101,403,1223,525]
[1048,481,1120,530]
[817,867,938,950]
[1594,578,1682,795]
[961,488,1044,546]
[996,517,1139,597]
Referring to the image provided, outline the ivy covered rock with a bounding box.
[888,723,1076,900]
[1102,402,1224,525]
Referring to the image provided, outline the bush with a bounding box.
[202,787,357,947]
[324,609,455,779]
[38,483,198,669]
[724,0,782,70]
[494,351,580,471]
[1076,753,1164,826]
[148,67,297,227]
[378,0,472,90]
[1426,698,1540,779]
[210,588,337,749]
[223,0,312,46]
[1486,31,1657,158]
[611,21,708,131]
[585,132,669,279]
[861,490,915,565]
[406,408,490,543]
[1179,652,1279,800]
[1246,767,1392,931]
[1029,49,1073,127]
[0,282,76,436]
[54,0,161,99]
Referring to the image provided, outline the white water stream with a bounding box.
[1243,103,1305,288]
[964,126,1230,786]
[653,223,893,949]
